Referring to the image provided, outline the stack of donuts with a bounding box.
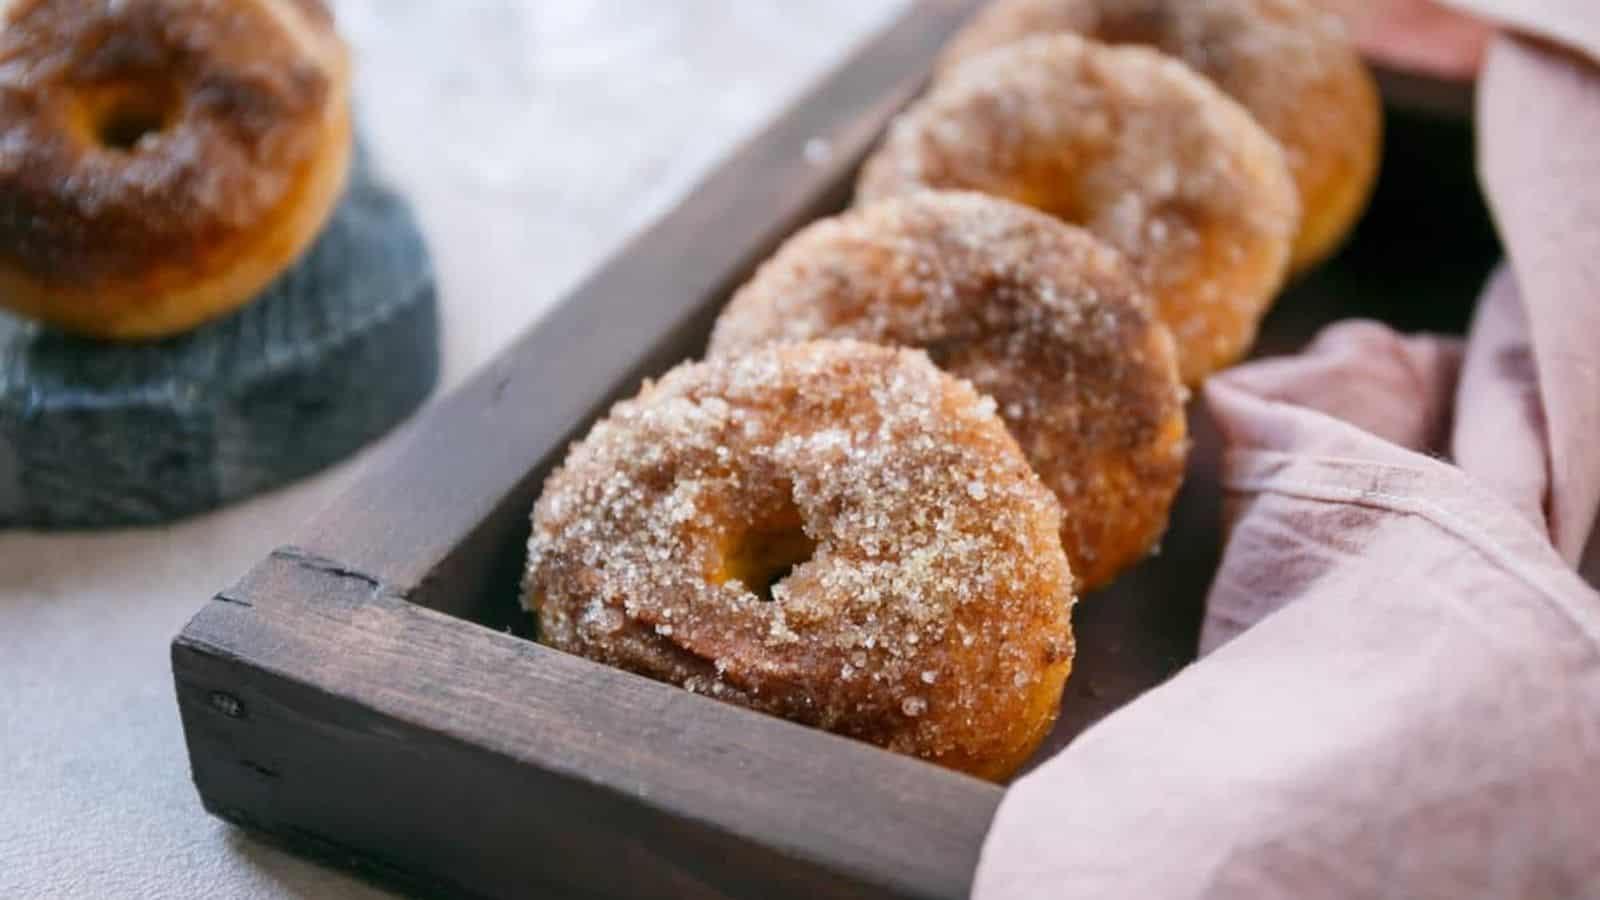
[524,0,1380,780]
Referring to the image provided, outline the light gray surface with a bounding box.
[0,149,438,529]
[0,3,903,897]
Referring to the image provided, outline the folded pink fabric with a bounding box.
[1330,0,1493,78]
[974,9,1600,899]
[1443,0,1600,65]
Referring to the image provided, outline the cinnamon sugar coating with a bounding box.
[524,341,1076,780]
[939,0,1381,271]
[0,0,348,325]
[711,192,1186,591]
[0,0,340,279]
[857,34,1298,383]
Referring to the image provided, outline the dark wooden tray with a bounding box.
[171,3,1494,898]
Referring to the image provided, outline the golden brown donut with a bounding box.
[939,0,1382,272]
[857,34,1299,384]
[710,191,1186,592]
[524,340,1075,781]
[0,0,352,338]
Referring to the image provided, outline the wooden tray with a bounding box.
[171,4,1496,898]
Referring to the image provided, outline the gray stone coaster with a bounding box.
[0,151,439,529]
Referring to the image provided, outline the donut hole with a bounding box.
[996,168,1089,230]
[727,528,817,603]
[717,493,817,603]
[77,82,182,152]
[1094,10,1167,46]
[98,106,166,150]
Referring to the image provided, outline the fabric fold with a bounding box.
[1475,35,1600,566]
[1444,0,1600,65]
[975,8,1600,897]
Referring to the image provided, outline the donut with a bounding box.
[0,0,352,339]
[523,340,1076,781]
[938,0,1382,272]
[857,34,1299,384]
[710,191,1186,591]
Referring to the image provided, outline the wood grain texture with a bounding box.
[296,0,984,620]
[175,5,1001,900]
[176,548,999,900]
[171,2,1498,897]
[0,150,438,529]
[2,6,913,900]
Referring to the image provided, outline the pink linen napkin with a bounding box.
[974,7,1600,898]
[1328,0,1494,78]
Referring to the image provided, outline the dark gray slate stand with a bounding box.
[0,152,439,529]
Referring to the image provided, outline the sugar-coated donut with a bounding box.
[857,34,1298,384]
[710,192,1186,591]
[939,0,1381,271]
[524,340,1076,781]
[0,0,351,338]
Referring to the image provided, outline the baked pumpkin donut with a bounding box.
[0,0,352,338]
[524,340,1076,781]
[938,0,1381,272]
[857,34,1298,383]
[710,191,1186,591]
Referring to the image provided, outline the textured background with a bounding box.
[0,3,903,897]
